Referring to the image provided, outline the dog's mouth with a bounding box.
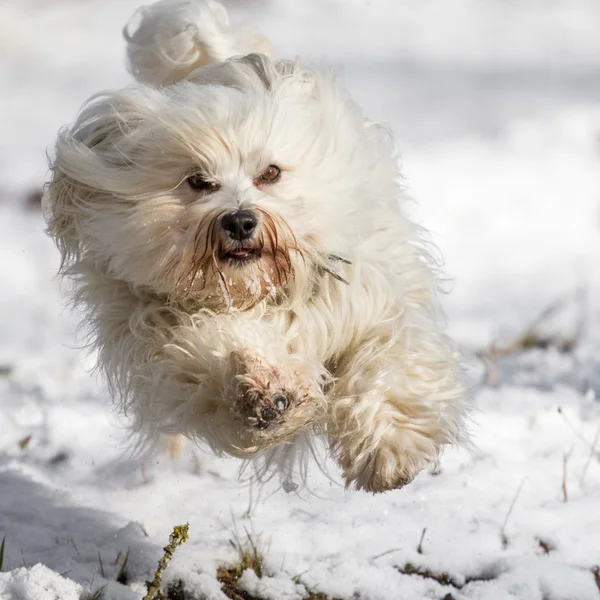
[219,246,262,266]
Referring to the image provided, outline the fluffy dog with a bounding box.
[44,0,467,493]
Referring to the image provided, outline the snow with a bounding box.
[0,564,83,600]
[1,1,600,599]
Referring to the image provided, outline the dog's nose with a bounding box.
[221,210,257,241]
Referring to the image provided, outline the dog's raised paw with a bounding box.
[229,350,323,448]
[255,393,289,428]
[339,441,421,494]
[234,372,305,431]
[243,390,291,429]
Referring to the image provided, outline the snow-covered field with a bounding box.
[1,1,600,599]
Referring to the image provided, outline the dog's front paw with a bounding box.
[236,378,305,432]
[230,350,324,450]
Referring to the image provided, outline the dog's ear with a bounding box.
[43,164,82,269]
[236,53,275,91]
[186,52,277,92]
[43,92,146,269]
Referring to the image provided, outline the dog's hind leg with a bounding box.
[164,434,187,461]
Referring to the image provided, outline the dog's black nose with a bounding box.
[221,210,257,241]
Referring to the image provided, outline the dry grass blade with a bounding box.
[580,424,600,487]
[0,535,5,571]
[417,527,427,555]
[97,549,105,579]
[116,548,129,585]
[500,479,526,548]
[562,448,573,503]
[592,566,600,592]
[81,586,106,600]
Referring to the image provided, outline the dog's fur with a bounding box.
[43,0,467,493]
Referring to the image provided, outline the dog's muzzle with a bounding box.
[218,209,262,264]
[221,210,257,241]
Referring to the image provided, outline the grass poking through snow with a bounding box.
[115,549,129,585]
[217,529,264,600]
[213,528,344,600]
[0,535,5,572]
[80,586,106,600]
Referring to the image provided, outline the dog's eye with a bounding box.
[257,165,281,184]
[187,174,220,193]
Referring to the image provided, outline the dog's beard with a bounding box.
[162,207,297,310]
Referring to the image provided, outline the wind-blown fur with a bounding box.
[43,0,468,493]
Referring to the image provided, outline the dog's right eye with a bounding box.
[187,174,220,193]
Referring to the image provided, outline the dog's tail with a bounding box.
[123,0,273,86]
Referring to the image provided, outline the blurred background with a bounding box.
[1,1,600,599]
[3,0,600,358]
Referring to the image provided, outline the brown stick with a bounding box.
[143,524,189,600]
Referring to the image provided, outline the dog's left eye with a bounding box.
[256,165,281,184]
[187,174,220,193]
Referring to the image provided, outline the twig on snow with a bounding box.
[143,524,189,600]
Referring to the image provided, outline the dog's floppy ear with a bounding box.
[236,53,275,90]
[43,92,146,269]
[43,162,83,269]
[186,52,278,93]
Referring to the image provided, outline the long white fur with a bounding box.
[44,0,468,493]
[124,0,272,85]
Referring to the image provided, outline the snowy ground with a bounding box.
[1,1,600,599]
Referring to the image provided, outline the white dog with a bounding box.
[44,0,467,493]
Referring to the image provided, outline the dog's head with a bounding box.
[44,53,397,310]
